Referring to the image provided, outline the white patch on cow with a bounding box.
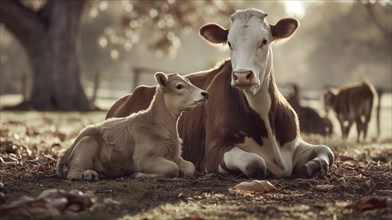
[218,165,228,174]
[223,147,265,174]
[240,76,295,177]
[238,136,296,177]
[360,115,366,123]
[244,77,271,119]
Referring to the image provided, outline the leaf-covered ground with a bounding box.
[0,111,391,220]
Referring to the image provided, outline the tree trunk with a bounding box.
[0,0,92,111]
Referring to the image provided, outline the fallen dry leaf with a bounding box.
[229,180,277,194]
[0,189,100,218]
[346,196,392,211]
[315,184,335,191]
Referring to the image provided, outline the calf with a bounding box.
[57,72,208,180]
[323,81,379,142]
[286,84,333,137]
[106,9,334,178]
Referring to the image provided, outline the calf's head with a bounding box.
[155,72,208,113]
[200,8,298,94]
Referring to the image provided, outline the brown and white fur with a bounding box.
[106,9,334,178]
[57,72,208,180]
[323,81,379,142]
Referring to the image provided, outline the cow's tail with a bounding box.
[375,88,383,137]
[56,127,100,178]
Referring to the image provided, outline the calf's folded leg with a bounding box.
[66,136,101,181]
[136,156,180,178]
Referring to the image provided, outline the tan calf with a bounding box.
[323,81,379,142]
[57,72,208,180]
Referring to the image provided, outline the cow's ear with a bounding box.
[155,72,168,88]
[270,18,299,41]
[200,23,228,44]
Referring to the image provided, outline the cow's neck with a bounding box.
[146,89,179,138]
[244,70,290,169]
[242,47,274,118]
[244,71,273,124]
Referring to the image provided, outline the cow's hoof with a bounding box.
[83,170,99,181]
[244,158,267,179]
[300,157,329,178]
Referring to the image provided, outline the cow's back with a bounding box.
[333,82,375,116]
[105,86,156,119]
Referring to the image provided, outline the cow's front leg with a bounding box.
[220,147,267,178]
[293,141,334,178]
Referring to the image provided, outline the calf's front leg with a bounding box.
[136,156,180,178]
[177,157,195,176]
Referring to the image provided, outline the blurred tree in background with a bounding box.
[304,1,391,88]
[0,0,235,111]
[1,1,390,110]
[0,0,88,111]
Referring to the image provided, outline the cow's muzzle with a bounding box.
[233,70,253,87]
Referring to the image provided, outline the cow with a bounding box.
[323,81,380,142]
[57,72,208,180]
[286,84,333,137]
[106,8,334,178]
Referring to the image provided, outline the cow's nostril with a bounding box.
[201,91,209,99]
[246,72,253,80]
[233,71,253,82]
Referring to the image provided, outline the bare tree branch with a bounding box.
[0,0,44,47]
[364,3,391,40]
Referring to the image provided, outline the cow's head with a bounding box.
[200,8,298,94]
[322,88,337,115]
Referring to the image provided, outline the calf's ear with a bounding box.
[200,23,228,44]
[270,18,299,41]
[155,72,168,88]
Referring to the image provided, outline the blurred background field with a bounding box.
[0,92,391,141]
[1,1,391,103]
[1,0,391,141]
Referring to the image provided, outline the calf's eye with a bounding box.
[176,84,184,90]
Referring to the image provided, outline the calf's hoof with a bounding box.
[83,170,99,181]
[180,161,195,177]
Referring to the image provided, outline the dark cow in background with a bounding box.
[323,81,380,142]
[106,9,334,178]
[286,84,333,137]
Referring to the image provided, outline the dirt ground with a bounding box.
[0,111,391,220]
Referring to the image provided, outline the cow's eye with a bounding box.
[260,39,268,47]
[176,84,184,90]
[228,41,233,50]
